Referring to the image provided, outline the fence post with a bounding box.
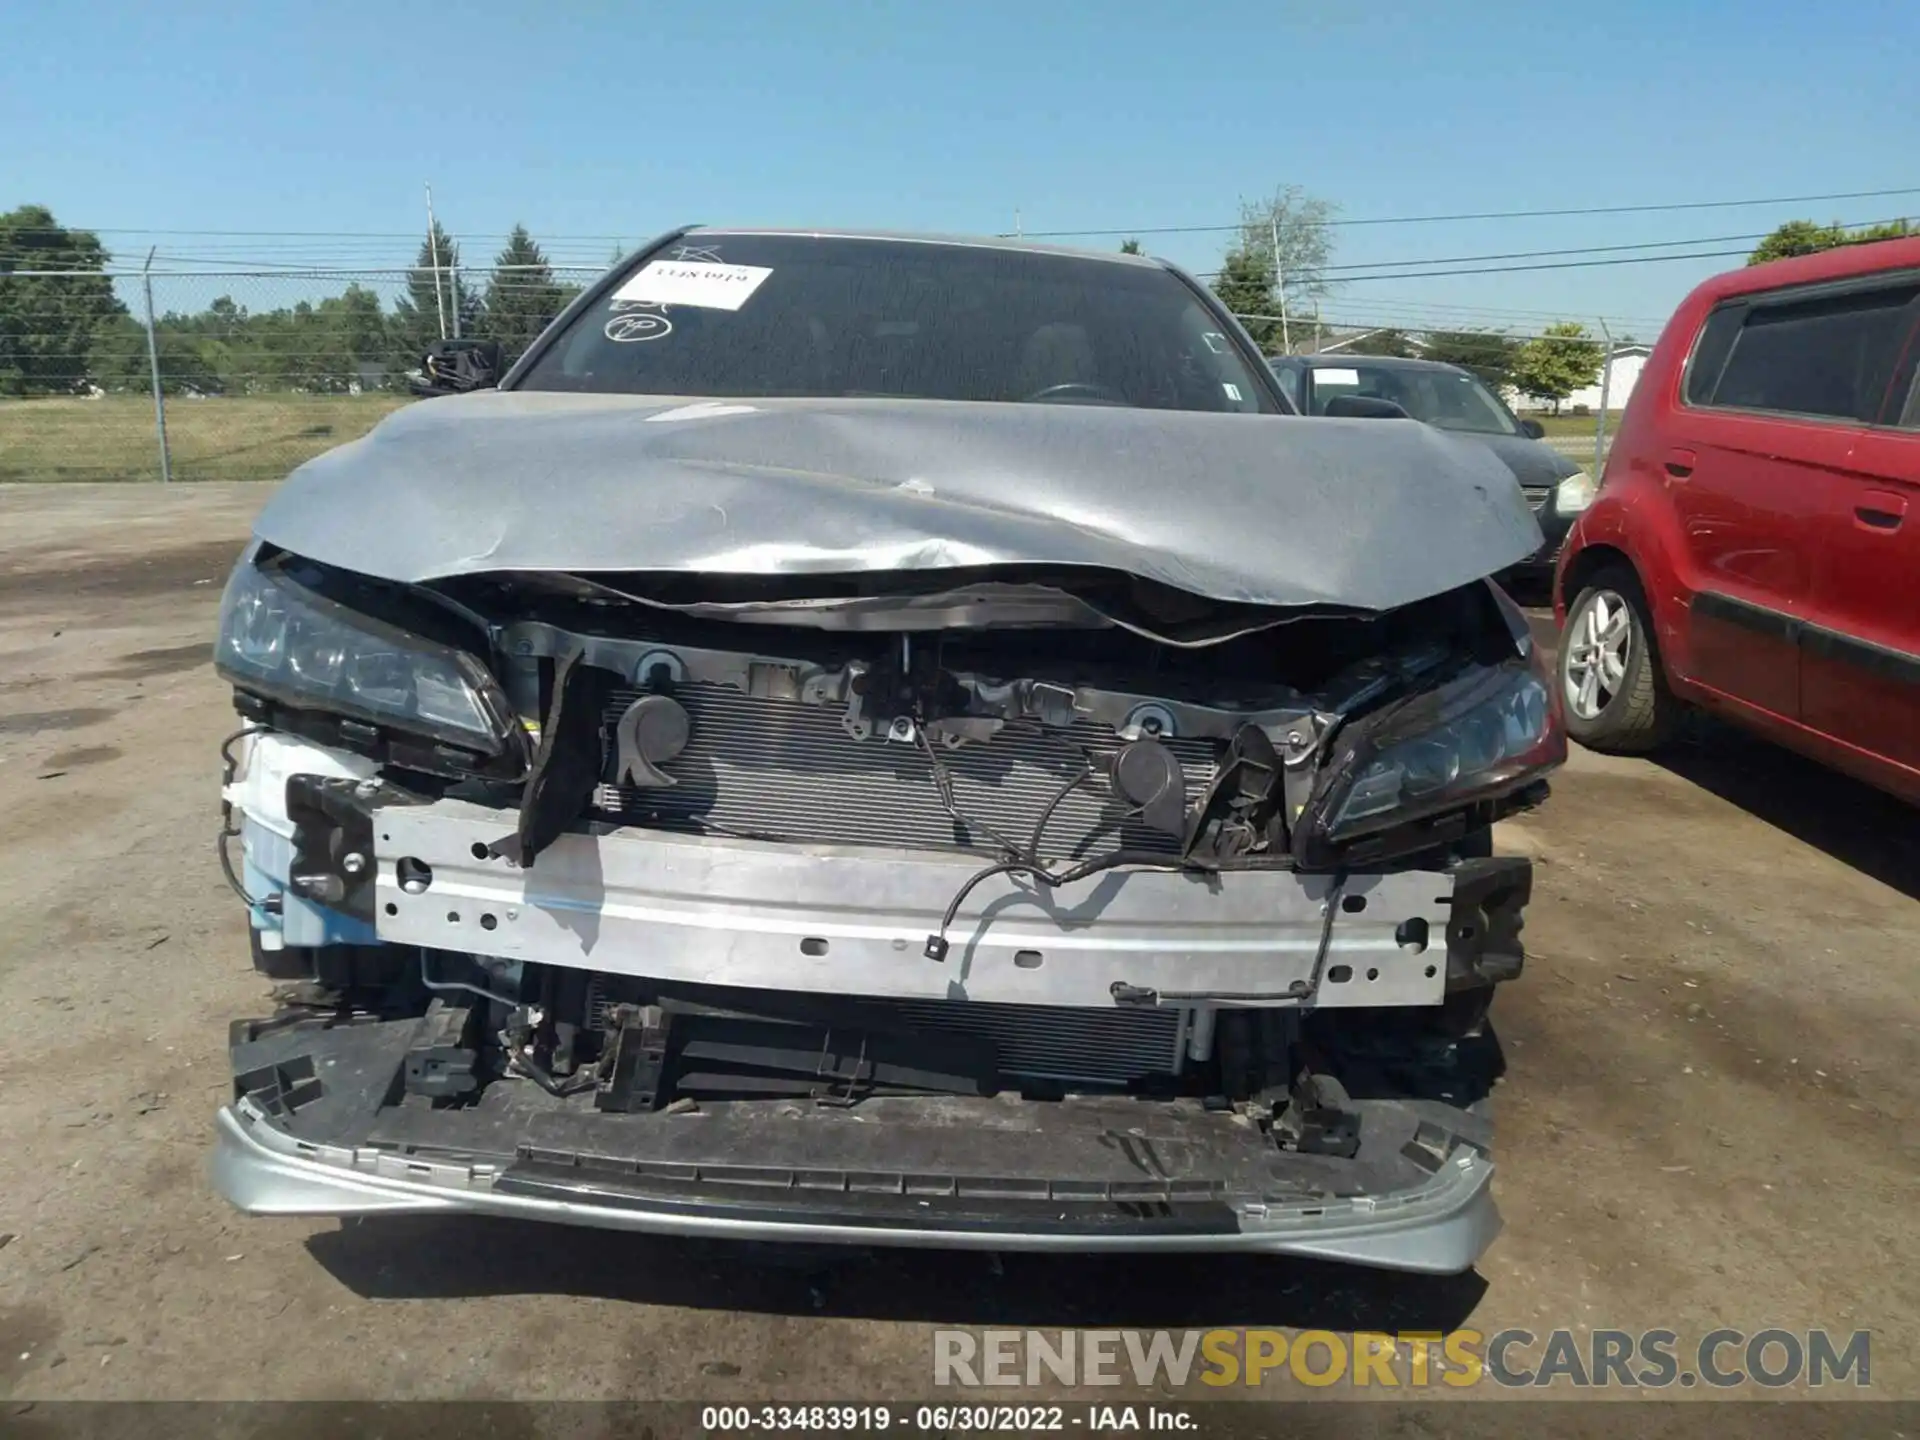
[1592,318,1613,475]
[142,248,173,485]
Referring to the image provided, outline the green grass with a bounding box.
[0,393,412,484]
[1526,411,1625,438]
[0,394,1629,484]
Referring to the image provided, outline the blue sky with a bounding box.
[6,0,1916,339]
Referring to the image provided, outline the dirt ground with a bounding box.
[0,483,1913,1406]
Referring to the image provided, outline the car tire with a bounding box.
[1560,568,1677,753]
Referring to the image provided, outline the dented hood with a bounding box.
[252,390,1543,612]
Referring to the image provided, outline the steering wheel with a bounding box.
[1023,381,1125,405]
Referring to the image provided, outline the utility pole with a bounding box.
[141,247,172,485]
[1270,218,1292,355]
[1014,208,1022,239]
[426,183,448,342]
[1594,318,1614,473]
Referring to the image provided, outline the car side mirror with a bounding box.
[1323,395,1409,420]
[1518,418,1546,439]
[409,339,503,398]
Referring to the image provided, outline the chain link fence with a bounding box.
[0,264,602,483]
[2,260,1621,482]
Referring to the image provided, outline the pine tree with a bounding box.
[482,225,571,366]
[390,222,480,373]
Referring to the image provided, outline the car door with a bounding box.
[1667,280,1920,726]
[1799,291,1920,786]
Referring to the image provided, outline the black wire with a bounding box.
[216,727,266,908]
[914,726,1034,861]
[917,729,1211,959]
[1027,767,1094,861]
[216,827,258,907]
[219,726,261,777]
[1301,870,1351,1001]
[928,848,1212,960]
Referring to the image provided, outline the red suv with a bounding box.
[1554,237,1920,804]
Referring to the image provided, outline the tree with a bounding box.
[88,313,222,394]
[0,205,130,394]
[1420,329,1520,389]
[483,225,572,366]
[1344,328,1415,358]
[1510,321,1606,413]
[1118,238,1143,255]
[390,221,480,370]
[1237,186,1336,309]
[1748,217,1913,265]
[1209,185,1338,354]
[1210,244,1282,351]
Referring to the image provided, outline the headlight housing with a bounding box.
[1553,470,1596,515]
[1300,658,1564,858]
[215,552,519,760]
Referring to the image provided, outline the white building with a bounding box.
[1504,344,1651,414]
[1564,344,1650,411]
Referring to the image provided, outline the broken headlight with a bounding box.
[1313,658,1564,847]
[214,553,517,756]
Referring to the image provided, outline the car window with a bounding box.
[1884,313,1920,428]
[1301,363,1519,435]
[517,234,1278,414]
[1686,282,1920,422]
[1682,306,1745,406]
[1267,359,1302,408]
[1900,367,1920,429]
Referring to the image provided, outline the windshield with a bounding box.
[517,234,1280,414]
[1304,362,1519,435]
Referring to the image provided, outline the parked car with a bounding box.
[1554,236,1920,804]
[1268,353,1594,588]
[210,228,1563,1274]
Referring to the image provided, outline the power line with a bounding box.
[1319,220,1907,274]
[139,213,1910,277]
[1006,185,1920,239]
[1332,246,1765,283]
[12,183,1920,247]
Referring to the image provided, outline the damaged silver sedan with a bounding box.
[209,229,1562,1274]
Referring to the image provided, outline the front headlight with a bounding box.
[215,553,517,757]
[1318,660,1564,845]
[1553,470,1596,515]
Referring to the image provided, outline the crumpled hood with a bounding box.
[252,390,1544,612]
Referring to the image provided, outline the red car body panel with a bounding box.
[1554,237,1920,804]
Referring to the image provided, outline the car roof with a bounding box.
[681,225,1165,270]
[1691,234,1920,303]
[1275,353,1475,376]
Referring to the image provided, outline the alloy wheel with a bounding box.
[1564,588,1633,720]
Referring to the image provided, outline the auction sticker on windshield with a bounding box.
[613,260,773,310]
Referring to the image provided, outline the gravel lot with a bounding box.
[0,483,1913,1405]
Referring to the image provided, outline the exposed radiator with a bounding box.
[592,681,1220,856]
[878,996,1187,1085]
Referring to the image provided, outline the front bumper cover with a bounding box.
[212,1085,1502,1273]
